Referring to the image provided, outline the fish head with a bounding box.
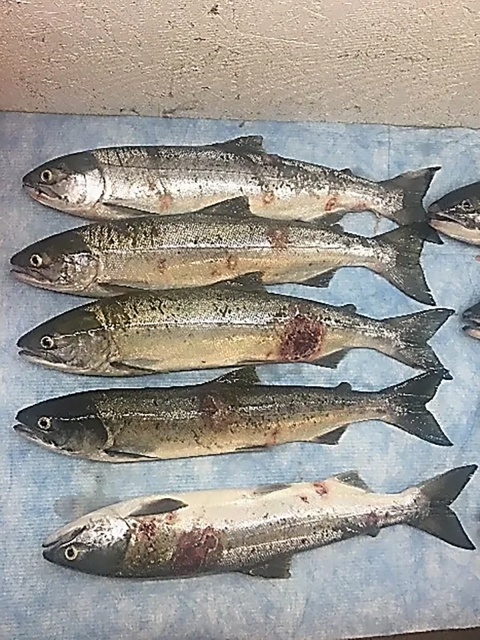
[17,305,114,374]
[428,184,480,244]
[23,152,105,216]
[43,516,130,576]
[14,394,109,459]
[10,232,100,294]
[462,301,480,340]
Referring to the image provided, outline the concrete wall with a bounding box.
[1,0,479,128]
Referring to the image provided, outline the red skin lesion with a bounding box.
[267,228,289,249]
[199,393,231,432]
[325,194,339,211]
[172,526,223,574]
[278,313,326,362]
[313,481,328,496]
[159,193,173,211]
[262,191,275,205]
[138,518,157,541]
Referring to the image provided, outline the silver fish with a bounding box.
[13,367,451,462]
[16,281,453,378]
[23,135,438,225]
[10,197,439,305]
[42,465,477,579]
[428,182,480,245]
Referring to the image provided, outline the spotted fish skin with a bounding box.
[10,198,439,305]
[16,285,453,378]
[13,367,451,462]
[42,465,477,579]
[22,135,438,225]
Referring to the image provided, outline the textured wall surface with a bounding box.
[1,0,480,127]
[1,113,480,640]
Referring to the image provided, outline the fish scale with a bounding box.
[22,135,438,224]
[41,466,477,579]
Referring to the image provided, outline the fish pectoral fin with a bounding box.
[314,349,349,369]
[242,555,292,579]
[102,202,152,216]
[128,497,188,517]
[311,426,348,445]
[213,366,260,386]
[334,470,372,492]
[111,359,160,375]
[301,270,338,288]
[105,447,160,461]
[99,282,147,296]
[209,135,265,155]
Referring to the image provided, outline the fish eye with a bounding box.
[40,335,55,350]
[29,254,43,268]
[40,169,54,184]
[64,545,78,561]
[37,416,52,431]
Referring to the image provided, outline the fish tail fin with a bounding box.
[385,308,453,379]
[377,223,440,305]
[408,465,477,549]
[381,372,451,445]
[380,167,440,226]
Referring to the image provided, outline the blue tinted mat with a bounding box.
[1,112,479,639]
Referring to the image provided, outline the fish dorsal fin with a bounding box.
[316,349,349,369]
[334,471,371,492]
[340,303,358,314]
[311,426,347,445]
[339,168,353,176]
[335,381,352,393]
[214,366,260,386]
[209,135,265,155]
[302,270,337,288]
[213,272,265,291]
[253,483,291,495]
[128,497,187,517]
[242,555,292,579]
[199,197,253,218]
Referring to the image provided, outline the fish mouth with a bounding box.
[10,265,54,287]
[23,182,62,203]
[18,349,67,369]
[462,306,480,339]
[14,422,56,446]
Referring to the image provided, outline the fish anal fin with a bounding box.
[242,555,292,579]
[128,497,187,517]
[213,366,260,386]
[311,426,347,445]
[335,381,352,393]
[334,470,371,492]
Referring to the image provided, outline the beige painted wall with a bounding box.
[1,0,479,127]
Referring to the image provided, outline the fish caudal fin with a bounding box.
[380,167,440,226]
[377,223,440,305]
[382,372,451,446]
[386,308,453,379]
[409,465,477,549]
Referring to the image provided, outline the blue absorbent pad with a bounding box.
[0,112,479,639]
